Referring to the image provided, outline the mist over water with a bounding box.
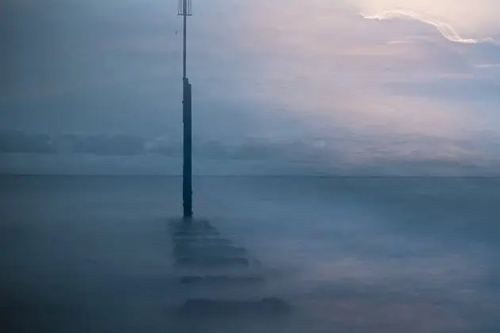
[2,0,500,331]
[1,176,499,332]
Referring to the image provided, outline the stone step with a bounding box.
[172,237,233,246]
[174,257,250,268]
[169,219,290,316]
[179,275,265,286]
[178,297,290,316]
[173,244,248,258]
[172,229,220,238]
[172,266,263,279]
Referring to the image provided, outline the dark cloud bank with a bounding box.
[1,130,499,176]
[0,130,284,159]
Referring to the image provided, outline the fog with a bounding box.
[2,176,499,332]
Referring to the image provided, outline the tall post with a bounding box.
[182,78,192,218]
[179,0,193,218]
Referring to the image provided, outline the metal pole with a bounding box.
[182,0,187,79]
[180,0,192,219]
[183,78,192,218]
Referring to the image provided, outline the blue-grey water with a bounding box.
[1,176,499,333]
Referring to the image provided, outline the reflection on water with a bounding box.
[1,176,499,332]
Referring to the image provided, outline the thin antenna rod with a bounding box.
[179,0,192,78]
[182,0,187,78]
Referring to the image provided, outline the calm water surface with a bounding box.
[1,176,499,333]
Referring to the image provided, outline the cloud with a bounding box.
[352,0,500,44]
[53,134,146,156]
[2,130,499,176]
[0,131,148,156]
[0,131,54,153]
[361,10,495,44]
[475,63,500,69]
[384,78,500,101]
[145,136,288,160]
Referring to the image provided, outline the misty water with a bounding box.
[1,175,499,333]
[3,0,500,331]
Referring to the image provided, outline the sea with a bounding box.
[1,175,499,333]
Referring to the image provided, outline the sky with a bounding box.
[1,0,500,175]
